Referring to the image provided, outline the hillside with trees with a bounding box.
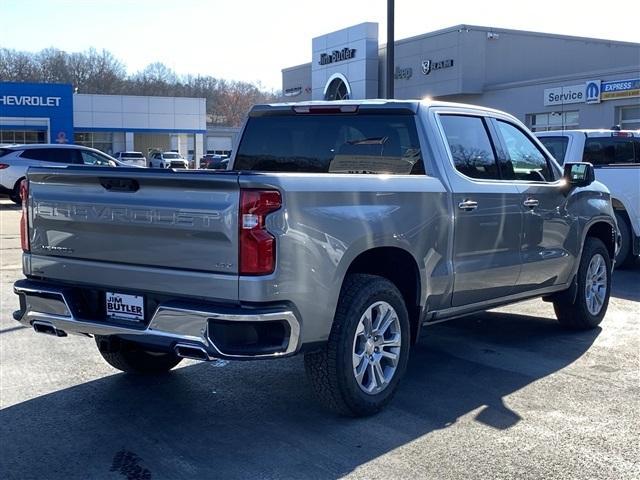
[0,47,279,126]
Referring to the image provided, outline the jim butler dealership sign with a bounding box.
[319,48,356,65]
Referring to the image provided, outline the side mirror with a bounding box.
[563,162,595,187]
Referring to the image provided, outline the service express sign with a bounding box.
[601,78,640,101]
[544,84,585,106]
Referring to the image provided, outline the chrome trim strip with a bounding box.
[14,282,301,359]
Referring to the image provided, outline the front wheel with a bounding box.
[553,237,612,330]
[95,336,182,374]
[305,274,410,416]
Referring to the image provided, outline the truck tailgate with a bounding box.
[26,167,240,278]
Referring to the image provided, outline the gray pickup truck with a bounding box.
[13,100,618,416]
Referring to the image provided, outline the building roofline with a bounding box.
[281,62,312,73]
[485,65,640,91]
[384,24,640,48]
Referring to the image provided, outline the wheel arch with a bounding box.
[343,247,422,344]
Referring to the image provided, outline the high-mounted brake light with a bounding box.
[19,179,29,252]
[239,189,281,275]
[293,105,359,114]
[611,132,632,137]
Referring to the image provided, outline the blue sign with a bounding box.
[585,80,601,104]
[0,82,74,143]
[601,78,640,100]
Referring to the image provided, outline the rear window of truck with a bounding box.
[538,136,569,163]
[234,114,424,174]
[583,138,637,166]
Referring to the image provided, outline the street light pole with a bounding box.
[386,0,395,99]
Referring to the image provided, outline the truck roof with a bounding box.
[250,99,510,117]
[536,129,639,138]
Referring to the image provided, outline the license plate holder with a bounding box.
[106,292,145,322]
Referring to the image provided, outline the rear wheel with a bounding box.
[305,274,410,416]
[614,211,633,267]
[553,237,611,330]
[9,179,24,205]
[95,336,182,374]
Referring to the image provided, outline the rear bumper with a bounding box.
[13,279,300,360]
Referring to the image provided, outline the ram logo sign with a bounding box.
[585,80,601,104]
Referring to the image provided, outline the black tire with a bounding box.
[553,237,612,330]
[614,212,633,268]
[95,336,182,374]
[9,179,23,205]
[304,274,410,417]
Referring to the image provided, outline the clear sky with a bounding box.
[2,0,639,91]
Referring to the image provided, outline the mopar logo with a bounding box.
[585,80,601,104]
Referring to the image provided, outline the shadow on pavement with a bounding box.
[0,311,600,480]
[611,266,640,301]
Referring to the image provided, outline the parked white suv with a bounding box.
[536,129,639,266]
[0,144,129,204]
[114,151,146,167]
[148,152,188,169]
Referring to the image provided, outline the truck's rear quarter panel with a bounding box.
[238,173,451,344]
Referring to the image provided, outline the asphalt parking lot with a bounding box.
[0,198,638,480]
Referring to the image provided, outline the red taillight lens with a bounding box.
[239,189,281,275]
[0,163,10,169]
[20,179,30,252]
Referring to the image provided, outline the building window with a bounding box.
[0,130,46,144]
[74,132,114,154]
[206,149,232,156]
[527,111,579,132]
[618,105,640,130]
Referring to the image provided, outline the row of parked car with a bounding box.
[0,145,228,203]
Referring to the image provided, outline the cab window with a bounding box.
[495,121,555,182]
[439,115,500,180]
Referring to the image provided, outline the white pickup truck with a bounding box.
[536,130,639,266]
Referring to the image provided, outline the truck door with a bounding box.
[438,114,523,307]
[491,119,576,290]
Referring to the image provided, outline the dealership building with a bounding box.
[0,82,239,161]
[282,23,640,131]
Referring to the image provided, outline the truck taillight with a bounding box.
[20,179,29,252]
[239,189,281,275]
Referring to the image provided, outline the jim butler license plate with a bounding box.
[106,292,144,322]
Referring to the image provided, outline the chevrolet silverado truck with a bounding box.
[13,100,619,416]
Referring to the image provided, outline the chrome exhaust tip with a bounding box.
[32,321,67,337]
[174,343,211,361]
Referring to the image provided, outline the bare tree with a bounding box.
[0,47,278,126]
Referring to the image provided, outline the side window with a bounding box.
[439,115,500,180]
[80,151,111,166]
[495,121,554,182]
[584,138,635,165]
[20,148,50,161]
[20,148,76,163]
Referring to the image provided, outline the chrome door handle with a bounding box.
[458,199,478,211]
[523,198,539,208]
